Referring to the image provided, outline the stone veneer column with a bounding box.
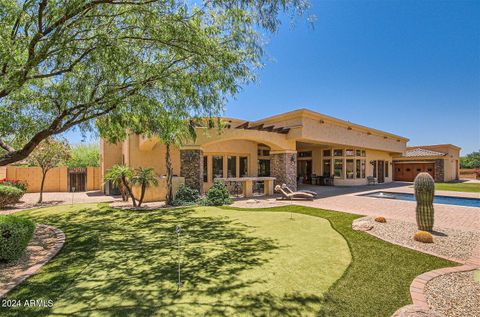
[270,151,297,191]
[434,159,444,183]
[180,148,203,193]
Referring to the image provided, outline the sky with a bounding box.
[65,0,480,155]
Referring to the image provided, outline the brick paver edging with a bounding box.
[0,224,66,298]
[358,221,480,316]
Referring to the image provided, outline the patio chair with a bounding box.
[275,185,314,200]
[367,176,378,185]
[281,184,318,198]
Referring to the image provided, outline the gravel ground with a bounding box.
[359,217,480,261]
[425,271,480,317]
[0,225,58,284]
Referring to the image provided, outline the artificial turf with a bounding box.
[0,203,456,317]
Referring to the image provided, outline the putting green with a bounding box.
[8,205,351,316]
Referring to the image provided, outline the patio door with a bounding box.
[297,160,312,183]
[377,161,385,183]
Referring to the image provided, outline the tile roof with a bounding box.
[404,148,447,157]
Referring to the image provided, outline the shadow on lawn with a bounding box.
[1,206,322,317]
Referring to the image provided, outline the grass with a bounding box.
[1,204,456,317]
[434,182,480,193]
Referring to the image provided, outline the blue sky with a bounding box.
[66,0,480,154]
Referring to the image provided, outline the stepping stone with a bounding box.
[27,246,45,252]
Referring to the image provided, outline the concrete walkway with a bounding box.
[232,182,479,232]
[0,191,117,214]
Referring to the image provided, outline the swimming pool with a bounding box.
[361,191,480,208]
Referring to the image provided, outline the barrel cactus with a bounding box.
[414,172,435,231]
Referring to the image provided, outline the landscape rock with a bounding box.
[352,219,373,231]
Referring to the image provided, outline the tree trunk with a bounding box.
[38,169,48,204]
[166,143,173,205]
[122,176,136,207]
[138,183,146,207]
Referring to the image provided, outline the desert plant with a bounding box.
[104,165,136,206]
[413,231,434,243]
[172,184,200,206]
[414,172,435,231]
[0,215,35,262]
[131,167,159,207]
[374,216,386,223]
[0,178,28,192]
[0,185,24,208]
[202,181,233,206]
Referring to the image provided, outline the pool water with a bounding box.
[361,191,480,208]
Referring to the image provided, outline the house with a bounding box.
[392,144,461,182]
[102,108,434,201]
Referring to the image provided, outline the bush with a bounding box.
[0,215,35,262]
[201,181,233,206]
[0,178,28,192]
[0,185,25,208]
[172,184,200,206]
[374,216,386,223]
[413,231,433,244]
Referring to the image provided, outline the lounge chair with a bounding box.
[281,184,318,198]
[275,185,314,200]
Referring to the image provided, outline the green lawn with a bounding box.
[1,204,456,317]
[435,182,480,193]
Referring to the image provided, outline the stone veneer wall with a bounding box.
[434,159,445,183]
[180,149,203,193]
[271,152,297,191]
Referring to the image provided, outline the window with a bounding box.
[356,149,361,156]
[334,149,343,157]
[346,149,355,156]
[323,159,331,177]
[227,156,237,177]
[346,159,354,179]
[203,156,208,182]
[212,156,223,179]
[323,149,331,157]
[240,156,248,177]
[361,150,366,157]
[385,162,389,177]
[258,159,270,177]
[334,159,343,177]
[258,148,270,157]
[372,161,377,177]
[356,160,361,178]
[361,160,366,178]
[298,151,312,158]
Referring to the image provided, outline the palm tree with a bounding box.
[104,165,137,206]
[153,111,196,205]
[131,167,159,207]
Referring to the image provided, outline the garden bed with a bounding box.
[358,216,480,262]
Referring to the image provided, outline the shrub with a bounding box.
[0,215,35,262]
[374,216,386,223]
[201,181,233,206]
[0,185,25,208]
[413,231,433,243]
[0,178,28,192]
[172,184,200,206]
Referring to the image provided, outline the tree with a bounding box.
[131,167,158,207]
[104,165,136,206]
[0,0,308,166]
[28,138,70,203]
[460,151,480,169]
[66,143,100,168]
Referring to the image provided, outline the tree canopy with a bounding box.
[460,151,480,169]
[66,143,100,168]
[0,0,309,165]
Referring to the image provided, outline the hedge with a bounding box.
[0,184,25,208]
[0,215,35,262]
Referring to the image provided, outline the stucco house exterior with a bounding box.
[102,108,449,200]
[392,144,461,182]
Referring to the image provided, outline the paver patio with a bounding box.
[232,182,480,232]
